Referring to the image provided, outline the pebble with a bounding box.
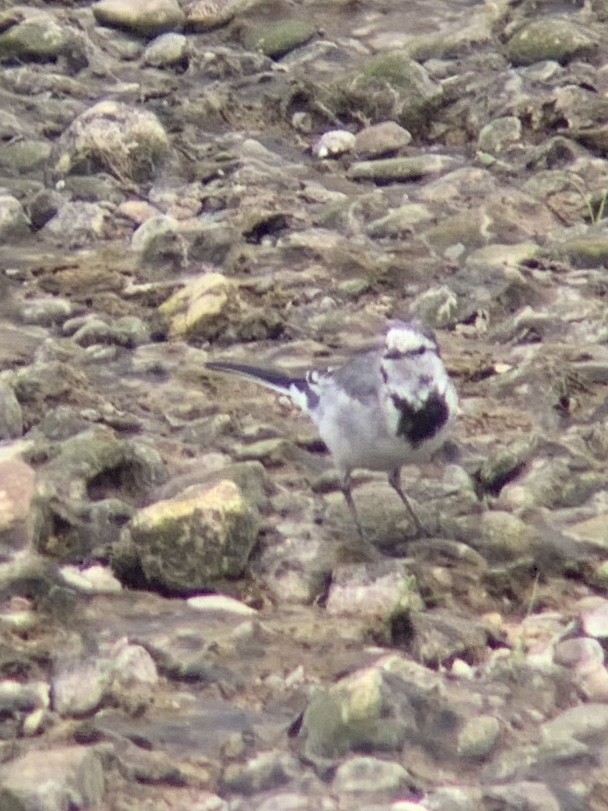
[50,100,170,184]
[0,382,23,440]
[124,479,257,591]
[0,679,49,712]
[332,755,411,795]
[159,272,238,339]
[542,703,608,742]
[92,0,186,37]
[221,751,299,793]
[59,564,122,593]
[553,637,604,669]
[457,714,500,759]
[392,803,431,811]
[20,297,75,326]
[325,560,423,617]
[0,10,69,61]
[0,746,105,810]
[131,214,185,264]
[484,781,560,811]
[347,154,459,182]
[581,599,608,638]
[143,31,188,66]
[110,639,158,713]
[44,201,110,240]
[0,192,30,238]
[188,594,257,614]
[354,121,412,157]
[0,458,36,541]
[52,661,110,717]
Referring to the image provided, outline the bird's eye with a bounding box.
[384,345,426,360]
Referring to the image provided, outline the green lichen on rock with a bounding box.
[506,19,597,67]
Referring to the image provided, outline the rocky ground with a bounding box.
[2,0,608,808]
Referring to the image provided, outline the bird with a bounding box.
[205,320,459,550]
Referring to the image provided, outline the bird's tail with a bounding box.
[205,361,312,411]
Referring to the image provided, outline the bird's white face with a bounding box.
[378,322,456,453]
[384,323,437,358]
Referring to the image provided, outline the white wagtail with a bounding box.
[206,320,458,544]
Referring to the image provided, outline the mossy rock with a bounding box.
[241,19,316,59]
[327,51,443,137]
[506,18,597,66]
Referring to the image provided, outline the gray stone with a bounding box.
[333,51,443,136]
[478,116,522,157]
[113,315,152,346]
[124,479,258,591]
[453,511,534,561]
[67,315,151,348]
[426,786,484,810]
[159,272,239,339]
[506,19,597,66]
[348,154,458,183]
[240,20,316,59]
[92,0,185,37]
[0,746,105,810]
[69,317,113,346]
[589,560,608,590]
[43,202,110,242]
[50,100,170,183]
[354,121,412,157]
[0,140,52,173]
[488,737,589,782]
[553,637,604,668]
[59,564,122,594]
[365,203,434,238]
[457,714,500,759]
[0,680,49,714]
[0,192,30,238]
[109,640,158,714]
[421,208,489,254]
[325,560,423,618]
[27,189,63,230]
[0,11,70,61]
[233,437,290,464]
[20,298,75,327]
[581,600,608,638]
[301,666,412,762]
[187,593,256,615]
[408,609,491,667]
[409,285,459,328]
[221,750,299,794]
[542,703,608,742]
[143,32,188,67]
[33,426,161,561]
[331,755,410,796]
[254,794,335,811]
[483,781,560,811]
[183,0,260,32]
[0,382,22,440]
[52,660,110,717]
[0,458,35,547]
[131,214,186,266]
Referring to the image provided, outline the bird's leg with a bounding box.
[340,473,382,559]
[388,468,424,535]
[340,472,365,541]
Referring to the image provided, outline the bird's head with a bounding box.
[383,321,438,360]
